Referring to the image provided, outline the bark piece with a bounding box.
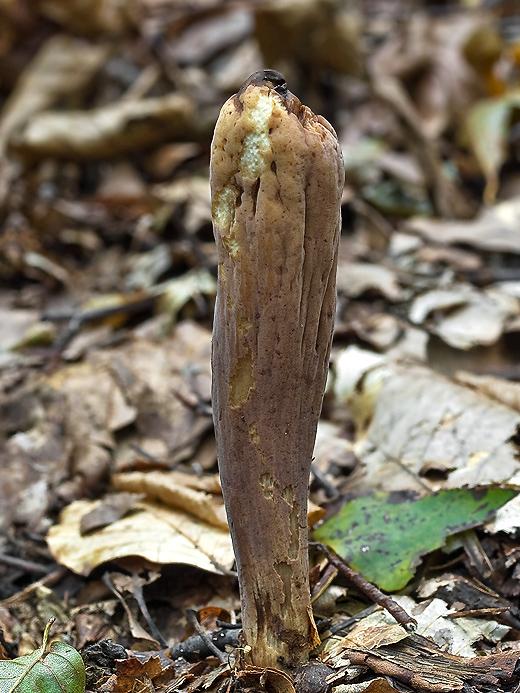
[211,70,344,669]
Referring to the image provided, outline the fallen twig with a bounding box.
[310,542,417,630]
[170,618,239,663]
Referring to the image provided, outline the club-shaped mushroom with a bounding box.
[211,70,344,670]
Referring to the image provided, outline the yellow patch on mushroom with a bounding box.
[212,185,237,234]
[238,317,252,335]
[282,486,300,561]
[249,422,260,445]
[260,472,274,500]
[229,348,254,408]
[274,560,293,613]
[221,233,240,258]
[281,485,295,505]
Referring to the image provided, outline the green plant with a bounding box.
[0,619,86,693]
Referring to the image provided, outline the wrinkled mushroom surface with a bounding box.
[211,70,344,669]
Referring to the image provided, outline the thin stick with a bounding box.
[0,553,55,575]
[328,604,379,636]
[132,575,168,649]
[0,568,66,607]
[185,609,227,663]
[310,462,339,499]
[310,542,417,630]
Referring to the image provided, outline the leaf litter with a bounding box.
[2,1,520,692]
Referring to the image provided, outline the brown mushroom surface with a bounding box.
[211,70,344,670]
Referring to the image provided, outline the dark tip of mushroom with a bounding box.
[238,70,288,99]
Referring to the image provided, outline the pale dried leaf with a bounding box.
[344,621,408,650]
[333,348,520,491]
[464,91,520,204]
[395,596,508,656]
[333,679,399,693]
[336,262,402,301]
[455,371,520,413]
[406,197,520,254]
[0,309,39,350]
[155,268,217,324]
[410,285,519,349]
[153,177,211,235]
[332,595,507,660]
[485,494,520,534]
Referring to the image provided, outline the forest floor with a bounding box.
[2,1,520,691]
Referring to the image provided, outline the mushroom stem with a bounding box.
[211,70,344,670]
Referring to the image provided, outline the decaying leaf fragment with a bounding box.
[211,70,344,668]
[328,596,518,693]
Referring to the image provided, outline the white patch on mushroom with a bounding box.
[240,91,276,180]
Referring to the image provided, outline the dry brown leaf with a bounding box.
[369,12,485,138]
[47,499,234,576]
[234,666,296,693]
[47,361,137,434]
[35,0,141,36]
[0,324,213,528]
[79,492,145,535]
[255,0,363,79]
[0,420,72,528]
[368,13,480,219]
[97,333,213,466]
[11,93,196,160]
[165,7,253,66]
[0,34,108,149]
[99,652,175,693]
[112,471,228,530]
[0,33,108,205]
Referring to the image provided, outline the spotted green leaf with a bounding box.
[314,487,516,591]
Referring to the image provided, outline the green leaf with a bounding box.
[0,619,86,693]
[313,487,517,592]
